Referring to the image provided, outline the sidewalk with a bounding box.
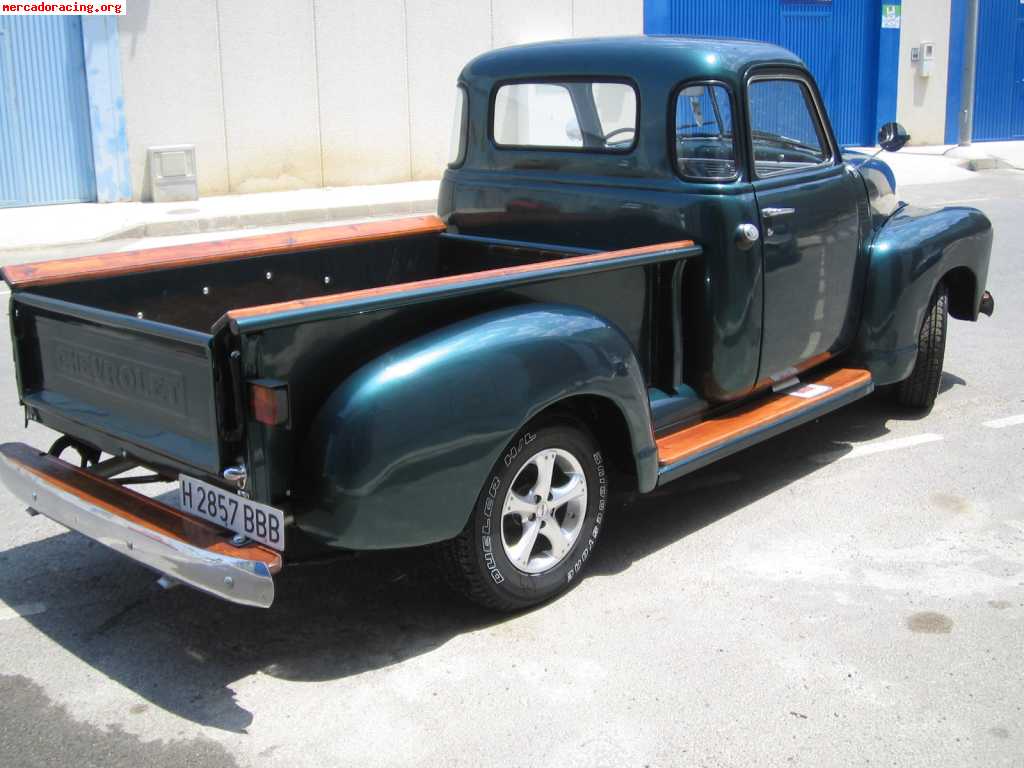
[1,141,1021,256]
[851,140,1024,186]
[0,180,439,255]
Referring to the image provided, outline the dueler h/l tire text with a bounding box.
[439,420,609,611]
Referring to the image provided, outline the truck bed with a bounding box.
[3,216,699,486]
[6,216,589,333]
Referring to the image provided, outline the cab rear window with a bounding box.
[492,80,637,152]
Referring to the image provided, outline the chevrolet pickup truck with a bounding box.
[0,36,994,611]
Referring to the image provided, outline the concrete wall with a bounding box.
[895,0,953,146]
[118,0,642,200]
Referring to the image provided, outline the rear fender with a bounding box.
[852,205,992,385]
[298,304,655,550]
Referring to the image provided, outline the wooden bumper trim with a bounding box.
[1,215,447,289]
[0,443,281,572]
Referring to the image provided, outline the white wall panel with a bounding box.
[406,0,491,180]
[492,0,572,49]
[217,0,321,193]
[573,0,643,38]
[118,0,229,198]
[896,0,952,146]
[118,0,644,196]
[317,0,411,186]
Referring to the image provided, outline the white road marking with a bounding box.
[930,196,996,206]
[983,414,1024,430]
[843,433,945,460]
[811,433,944,464]
[0,602,47,621]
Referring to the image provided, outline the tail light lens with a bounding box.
[249,381,289,426]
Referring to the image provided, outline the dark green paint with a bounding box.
[852,204,992,384]
[296,305,655,549]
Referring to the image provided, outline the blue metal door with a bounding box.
[0,16,95,208]
[972,0,1024,140]
[644,0,882,147]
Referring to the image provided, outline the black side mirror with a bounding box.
[878,122,910,152]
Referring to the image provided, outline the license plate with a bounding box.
[178,474,285,551]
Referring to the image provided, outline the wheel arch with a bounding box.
[942,265,977,321]
[294,304,657,551]
[853,204,992,385]
[534,394,640,495]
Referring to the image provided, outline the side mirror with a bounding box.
[878,122,910,152]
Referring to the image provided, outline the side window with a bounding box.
[492,80,637,151]
[674,83,737,181]
[448,86,468,166]
[748,78,831,177]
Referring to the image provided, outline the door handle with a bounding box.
[761,207,796,218]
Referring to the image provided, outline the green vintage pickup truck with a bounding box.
[0,36,994,611]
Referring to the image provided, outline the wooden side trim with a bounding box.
[226,239,697,324]
[656,368,872,466]
[0,443,281,572]
[1,215,447,289]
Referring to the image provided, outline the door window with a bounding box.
[673,83,737,181]
[748,78,831,177]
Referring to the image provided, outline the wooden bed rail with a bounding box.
[1,215,447,289]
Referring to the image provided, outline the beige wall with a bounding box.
[895,0,952,146]
[118,0,643,200]
[118,0,229,198]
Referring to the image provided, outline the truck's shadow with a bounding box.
[0,375,960,733]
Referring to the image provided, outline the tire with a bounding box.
[895,282,948,409]
[439,419,609,611]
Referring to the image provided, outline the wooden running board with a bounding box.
[656,368,873,482]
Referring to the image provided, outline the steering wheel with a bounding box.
[602,127,635,145]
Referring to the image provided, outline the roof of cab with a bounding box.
[462,35,804,83]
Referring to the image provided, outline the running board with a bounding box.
[656,368,873,485]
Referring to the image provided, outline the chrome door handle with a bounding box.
[761,207,796,218]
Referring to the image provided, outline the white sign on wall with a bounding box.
[881,4,901,29]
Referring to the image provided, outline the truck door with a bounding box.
[746,72,863,381]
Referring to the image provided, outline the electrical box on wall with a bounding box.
[919,41,935,77]
[147,145,199,202]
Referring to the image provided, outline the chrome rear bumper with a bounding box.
[0,443,280,608]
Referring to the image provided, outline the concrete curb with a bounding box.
[0,181,441,256]
[133,198,438,240]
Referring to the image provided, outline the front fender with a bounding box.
[297,305,655,550]
[852,205,992,385]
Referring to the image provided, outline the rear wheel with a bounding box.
[894,283,948,409]
[439,420,608,611]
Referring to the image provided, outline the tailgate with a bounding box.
[11,293,230,474]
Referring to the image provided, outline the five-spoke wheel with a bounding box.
[501,448,588,574]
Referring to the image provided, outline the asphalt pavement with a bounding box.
[0,170,1022,768]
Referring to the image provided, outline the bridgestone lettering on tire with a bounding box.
[896,282,948,409]
[438,420,608,611]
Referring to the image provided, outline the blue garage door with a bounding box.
[973,0,1024,141]
[0,16,96,208]
[644,0,882,147]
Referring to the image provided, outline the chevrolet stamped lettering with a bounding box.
[0,36,995,611]
[54,342,185,413]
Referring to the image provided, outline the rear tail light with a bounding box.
[249,381,289,426]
